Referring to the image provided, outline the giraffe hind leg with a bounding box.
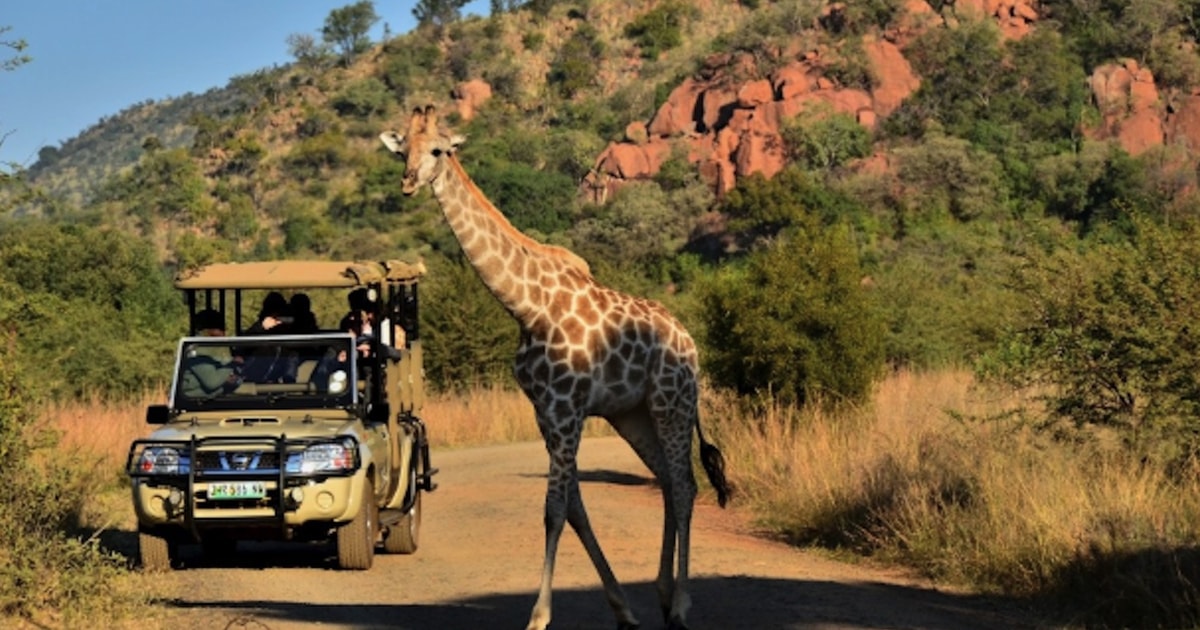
[651,405,700,630]
[606,409,677,625]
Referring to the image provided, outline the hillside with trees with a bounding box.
[7,0,1200,435]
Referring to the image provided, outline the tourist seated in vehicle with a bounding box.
[340,287,403,358]
[289,292,320,334]
[180,309,244,398]
[247,291,294,335]
[241,292,299,383]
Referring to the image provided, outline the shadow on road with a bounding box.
[162,575,1044,630]
[517,468,655,487]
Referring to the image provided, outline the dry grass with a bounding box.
[423,385,614,447]
[38,390,165,483]
[702,369,1200,626]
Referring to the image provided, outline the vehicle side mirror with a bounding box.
[145,404,171,425]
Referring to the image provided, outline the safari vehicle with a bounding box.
[126,260,436,571]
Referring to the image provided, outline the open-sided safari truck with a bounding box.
[127,260,437,571]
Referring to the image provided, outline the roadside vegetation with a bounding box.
[7,0,1200,627]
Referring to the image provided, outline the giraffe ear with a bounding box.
[449,134,466,151]
[379,131,405,154]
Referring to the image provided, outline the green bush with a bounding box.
[419,254,516,390]
[0,221,182,398]
[330,77,392,119]
[283,131,349,179]
[548,23,603,98]
[983,213,1200,465]
[781,109,873,172]
[698,214,886,406]
[458,153,577,234]
[624,0,698,59]
[0,348,139,625]
[720,167,868,244]
[570,181,694,274]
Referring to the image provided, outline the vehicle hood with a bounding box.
[147,412,360,441]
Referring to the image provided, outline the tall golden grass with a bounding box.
[701,369,1200,626]
[41,370,1200,626]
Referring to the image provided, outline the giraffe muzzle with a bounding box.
[401,176,419,195]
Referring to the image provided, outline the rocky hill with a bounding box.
[587,0,1200,201]
[11,0,1200,262]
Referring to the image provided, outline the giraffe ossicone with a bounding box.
[381,105,731,630]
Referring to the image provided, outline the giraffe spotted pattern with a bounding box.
[381,105,730,630]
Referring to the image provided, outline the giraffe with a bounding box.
[381,105,731,630]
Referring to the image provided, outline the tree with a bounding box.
[1,25,31,177]
[698,214,886,406]
[287,32,332,72]
[984,213,1200,466]
[414,0,470,33]
[0,26,30,73]
[322,1,379,66]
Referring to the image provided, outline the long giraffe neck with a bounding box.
[432,157,590,327]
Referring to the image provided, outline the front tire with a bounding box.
[382,489,420,554]
[139,527,174,572]
[336,479,377,570]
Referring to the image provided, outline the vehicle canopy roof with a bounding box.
[174,260,425,291]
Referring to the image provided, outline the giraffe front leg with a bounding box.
[566,485,640,629]
[526,474,567,630]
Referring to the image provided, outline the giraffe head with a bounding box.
[379,105,465,196]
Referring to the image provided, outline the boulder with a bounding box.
[648,78,705,136]
[738,79,775,108]
[863,37,920,118]
[1087,60,1165,155]
[451,79,493,121]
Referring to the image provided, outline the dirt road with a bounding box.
[157,437,1040,630]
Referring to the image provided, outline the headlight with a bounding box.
[287,440,356,474]
[137,446,190,474]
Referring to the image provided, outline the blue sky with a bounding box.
[2,1,490,167]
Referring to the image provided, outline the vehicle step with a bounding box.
[419,468,439,492]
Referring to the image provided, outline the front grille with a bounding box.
[195,450,281,472]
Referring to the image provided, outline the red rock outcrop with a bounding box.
[451,79,493,121]
[585,37,915,200]
[583,0,1200,203]
[951,0,1039,39]
[1086,60,1165,155]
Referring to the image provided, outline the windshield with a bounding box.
[171,334,359,412]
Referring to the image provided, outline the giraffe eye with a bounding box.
[431,148,443,157]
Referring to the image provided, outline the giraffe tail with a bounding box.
[696,421,732,508]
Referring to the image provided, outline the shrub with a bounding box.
[0,221,182,399]
[781,109,873,172]
[548,23,603,98]
[893,132,1006,222]
[983,213,1200,465]
[624,1,698,59]
[330,78,392,119]
[458,148,577,234]
[0,346,140,626]
[283,131,348,179]
[419,254,516,390]
[698,214,886,406]
[570,181,693,274]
